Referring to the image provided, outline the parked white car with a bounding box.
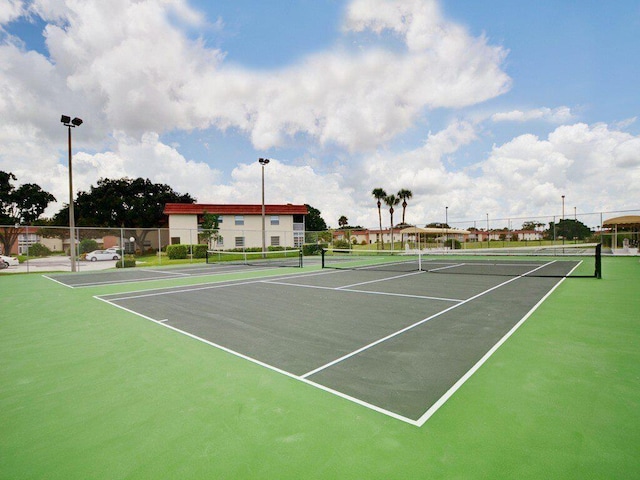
[85,250,121,262]
[104,247,121,254]
[0,255,19,268]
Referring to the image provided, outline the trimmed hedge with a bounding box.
[167,244,188,259]
[192,244,208,259]
[166,244,208,260]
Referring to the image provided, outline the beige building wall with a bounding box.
[168,214,198,245]
[168,212,301,249]
[216,214,297,249]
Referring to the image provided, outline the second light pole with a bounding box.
[61,114,83,272]
[445,206,448,248]
[258,158,270,255]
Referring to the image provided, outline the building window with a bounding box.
[235,236,245,248]
[18,233,39,255]
[235,215,244,225]
[270,215,279,226]
[294,232,304,247]
[270,236,280,247]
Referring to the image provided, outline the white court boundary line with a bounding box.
[95,259,573,427]
[414,259,583,426]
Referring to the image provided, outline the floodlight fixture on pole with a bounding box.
[61,115,83,272]
[258,158,270,255]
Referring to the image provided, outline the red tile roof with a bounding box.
[163,203,308,216]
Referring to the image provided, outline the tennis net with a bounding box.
[321,244,601,278]
[206,249,303,268]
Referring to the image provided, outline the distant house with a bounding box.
[333,228,402,245]
[163,203,308,250]
[4,227,122,255]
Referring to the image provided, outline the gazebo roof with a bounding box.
[400,226,470,235]
[602,215,640,228]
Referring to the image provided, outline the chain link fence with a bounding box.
[2,208,638,272]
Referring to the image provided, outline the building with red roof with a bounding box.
[163,203,308,249]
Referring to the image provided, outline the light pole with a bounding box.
[561,195,565,245]
[445,206,448,249]
[258,158,270,255]
[61,115,83,272]
[486,213,489,248]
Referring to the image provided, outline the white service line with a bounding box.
[336,270,425,289]
[263,280,463,302]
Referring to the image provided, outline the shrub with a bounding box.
[192,244,208,259]
[115,255,136,268]
[333,240,350,249]
[445,239,461,250]
[27,243,51,257]
[303,243,328,256]
[166,244,188,259]
[79,238,99,254]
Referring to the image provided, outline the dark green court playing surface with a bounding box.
[98,264,576,424]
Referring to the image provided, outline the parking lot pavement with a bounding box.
[0,256,120,274]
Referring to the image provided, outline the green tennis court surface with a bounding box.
[2,256,639,478]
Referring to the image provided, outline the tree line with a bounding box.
[0,171,330,255]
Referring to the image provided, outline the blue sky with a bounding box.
[1,0,639,229]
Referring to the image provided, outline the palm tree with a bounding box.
[371,188,387,249]
[338,215,350,247]
[384,194,400,250]
[397,189,413,225]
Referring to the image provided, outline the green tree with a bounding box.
[0,171,56,255]
[199,211,220,247]
[371,188,387,249]
[52,177,194,248]
[397,189,413,225]
[522,220,545,231]
[547,218,592,241]
[384,194,400,250]
[338,215,348,228]
[304,204,328,231]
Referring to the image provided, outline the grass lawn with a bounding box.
[1,256,638,479]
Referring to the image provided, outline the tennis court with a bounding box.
[93,255,577,425]
[3,254,639,479]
